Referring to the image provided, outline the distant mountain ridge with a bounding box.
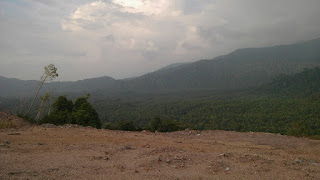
[1,37,320,97]
[121,37,320,91]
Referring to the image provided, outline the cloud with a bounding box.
[0,0,320,81]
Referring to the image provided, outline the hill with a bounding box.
[1,38,320,97]
[122,38,320,91]
[0,76,39,97]
[261,67,320,96]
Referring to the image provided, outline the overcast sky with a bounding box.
[1,0,320,81]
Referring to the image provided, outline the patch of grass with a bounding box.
[0,121,17,129]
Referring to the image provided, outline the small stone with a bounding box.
[158,155,163,162]
[3,140,9,144]
[226,167,230,171]
[166,159,171,163]
[37,142,44,145]
[125,145,133,150]
[142,143,150,148]
[219,152,232,157]
[295,158,303,164]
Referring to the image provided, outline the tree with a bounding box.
[34,93,50,123]
[41,95,73,125]
[26,64,58,116]
[72,95,101,128]
[52,96,73,113]
[41,95,101,128]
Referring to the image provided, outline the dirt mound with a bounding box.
[0,111,29,129]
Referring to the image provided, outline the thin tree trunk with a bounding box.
[35,100,45,123]
[26,76,47,116]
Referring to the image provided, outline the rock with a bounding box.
[226,167,230,171]
[37,142,44,145]
[166,159,171,163]
[125,145,133,150]
[142,143,150,148]
[295,158,303,164]
[115,165,125,172]
[0,144,10,148]
[219,152,232,157]
[7,133,21,135]
[3,140,9,144]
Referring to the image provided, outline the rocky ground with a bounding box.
[1,123,320,180]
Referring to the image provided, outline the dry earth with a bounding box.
[1,124,320,179]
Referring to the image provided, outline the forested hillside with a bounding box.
[122,38,320,91]
[1,38,320,97]
[262,67,320,96]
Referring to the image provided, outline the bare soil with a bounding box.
[0,111,29,129]
[1,124,320,180]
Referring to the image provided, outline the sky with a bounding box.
[0,0,320,81]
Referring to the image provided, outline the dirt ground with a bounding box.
[1,124,320,180]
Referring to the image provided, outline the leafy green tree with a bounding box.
[72,96,101,128]
[52,96,73,113]
[41,95,101,128]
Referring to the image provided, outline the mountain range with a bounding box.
[1,38,320,97]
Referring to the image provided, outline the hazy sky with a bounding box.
[1,0,320,81]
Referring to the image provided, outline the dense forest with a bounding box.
[1,67,320,139]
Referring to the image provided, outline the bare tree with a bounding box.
[18,97,26,114]
[26,64,58,116]
[34,93,50,122]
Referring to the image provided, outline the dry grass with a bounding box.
[0,121,16,129]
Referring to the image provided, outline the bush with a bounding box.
[148,117,187,132]
[103,122,115,130]
[116,120,136,131]
[287,121,312,137]
[148,117,162,132]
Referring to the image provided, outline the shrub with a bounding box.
[148,117,187,132]
[116,120,136,131]
[287,121,312,137]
